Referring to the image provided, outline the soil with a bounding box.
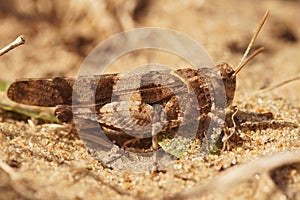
[0,0,300,199]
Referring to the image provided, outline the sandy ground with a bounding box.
[0,0,300,199]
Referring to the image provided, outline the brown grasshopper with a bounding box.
[7,12,273,155]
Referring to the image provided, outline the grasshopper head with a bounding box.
[216,62,236,106]
[215,46,265,107]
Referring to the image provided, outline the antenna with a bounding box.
[234,11,269,76]
[233,47,264,76]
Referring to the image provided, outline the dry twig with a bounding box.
[0,35,25,57]
[165,151,300,199]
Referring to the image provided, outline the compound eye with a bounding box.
[225,67,233,75]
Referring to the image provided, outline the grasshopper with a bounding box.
[7,12,272,156]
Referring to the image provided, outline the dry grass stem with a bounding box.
[0,35,25,57]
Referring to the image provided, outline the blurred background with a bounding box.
[0,0,299,102]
